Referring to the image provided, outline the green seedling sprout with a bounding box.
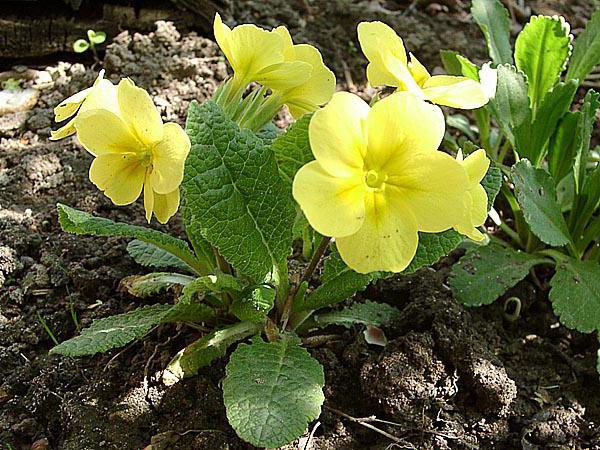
[73,29,106,61]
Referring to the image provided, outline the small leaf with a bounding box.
[440,50,479,80]
[183,101,295,283]
[88,30,106,45]
[449,243,547,307]
[573,90,600,193]
[57,204,205,274]
[163,321,260,385]
[127,239,195,273]
[567,9,600,84]
[313,300,401,329]
[223,335,325,448]
[179,272,244,304]
[230,285,276,323]
[73,39,89,53]
[481,164,503,210]
[50,303,213,357]
[549,258,600,333]
[512,160,572,246]
[515,16,572,109]
[471,0,513,65]
[119,272,194,298]
[270,113,313,187]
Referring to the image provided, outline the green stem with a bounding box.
[497,139,511,165]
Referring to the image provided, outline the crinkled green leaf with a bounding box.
[182,101,294,283]
[51,303,213,357]
[163,321,260,385]
[567,9,600,84]
[57,204,205,274]
[230,285,276,323]
[313,300,401,329]
[223,335,324,448]
[270,113,313,187]
[179,272,244,304]
[404,230,464,274]
[449,243,548,307]
[120,272,194,298]
[471,0,513,65]
[512,160,572,246]
[481,164,503,210]
[549,258,600,333]
[515,15,572,109]
[127,239,195,273]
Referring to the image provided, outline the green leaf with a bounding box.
[488,65,532,153]
[297,245,376,311]
[313,300,401,329]
[567,10,600,84]
[119,272,194,298]
[87,30,106,45]
[223,335,325,448]
[440,50,480,80]
[73,39,89,53]
[481,164,503,210]
[471,0,513,65]
[573,90,600,193]
[548,111,580,182]
[162,321,260,385]
[512,160,572,246]
[447,114,478,141]
[449,243,548,306]
[515,16,572,110]
[270,113,313,187]
[57,204,205,275]
[179,272,244,304]
[404,230,464,274]
[230,285,276,323]
[549,258,600,333]
[182,101,295,282]
[127,239,195,273]
[50,303,213,357]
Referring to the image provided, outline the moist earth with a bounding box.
[1,2,600,449]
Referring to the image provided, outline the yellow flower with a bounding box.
[454,149,490,241]
[357,21,489,109]
[213,13,311,94]
[292,92,470,273]
[73,78,190,224]
[50,70,118,140]
[272,27,336,118]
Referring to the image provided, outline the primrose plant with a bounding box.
[50,14,499,448]
[443,0,600,339]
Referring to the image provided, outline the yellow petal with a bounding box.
[365,92,445,170]
[309,92,368,177]
[421,75,489,109]
[148,123,190,194]
[254,61,312,91]
[292,161,366,238]
[214,13,285,85]
[386,151,469,233]
[455,186,487,241]
[408,53,431,86]
[357,21,422,94]
[337,191,419,273]
[89,153,145,205]
[273,26,295,59]
[78,79,119,116]
[153,189,180,224]
[50,118,76,140]
[53,86,92,122]
[117,79,164,146]
[280,44,336,118]
[462,149,490,183]
[75,109,142,156]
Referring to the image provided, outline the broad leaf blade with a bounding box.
[223,335,325,448]
[163,321,260,385]
[471,0,513,65]
[271,113,313,187]
[183,101,295,282]
[512,160,572,246]
[549,258,600,333]
[127,239,195,273]
[449,243,547,306]
[404,230,464,273]
[57,204,204,274]
[481,164,503,210]
[230,285,276,323]
[548,111,580,182]
[515,16,572,109]
[567,10,600,84]
[313,300,401,329]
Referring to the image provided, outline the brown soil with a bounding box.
[1,2,599,449]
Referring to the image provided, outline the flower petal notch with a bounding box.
[293,92,471,273]
[358,21,490,110]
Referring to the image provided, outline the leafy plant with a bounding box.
[446,0,600,345]
[50,14,501,447]
[73,29,106,60]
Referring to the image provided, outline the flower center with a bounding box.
[139,148,153,168]
[365,169,386,190]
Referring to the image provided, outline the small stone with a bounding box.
[0,88,40,115]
